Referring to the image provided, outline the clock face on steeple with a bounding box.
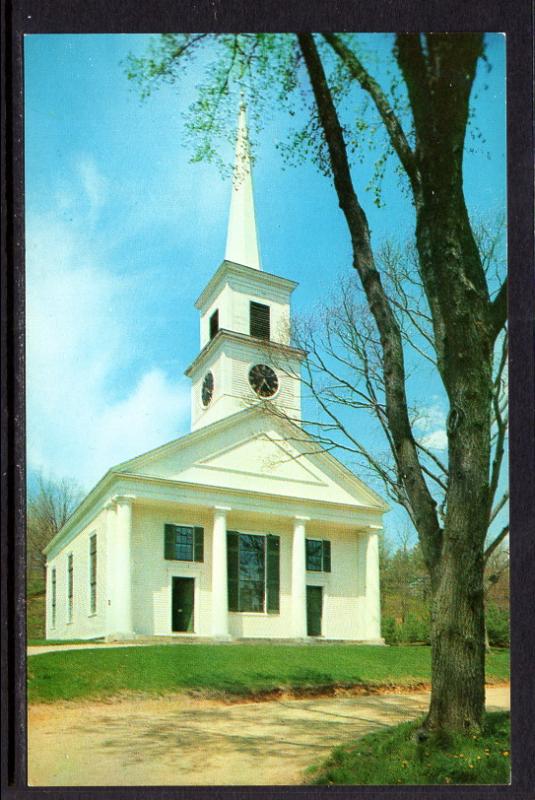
[201,371,214,407]
[248,364,279,398]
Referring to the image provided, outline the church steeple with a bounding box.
[224,104,261,271]
[185,101,305,432]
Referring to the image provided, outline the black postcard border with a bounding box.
[2,1,534,798]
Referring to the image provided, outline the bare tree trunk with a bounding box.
[298,32,498,733]
[427,537,486,730]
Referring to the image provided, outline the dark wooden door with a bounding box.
[172,577,194,632]
[306,586,323,637]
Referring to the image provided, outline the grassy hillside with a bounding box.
[28,644,510,704]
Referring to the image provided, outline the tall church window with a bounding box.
[164,524,204,562]
[89,534,97,614]
[227,531,280,613]
[250,301,270,340]
[306,539,331,572]
[209,309,219,340]
[51,567,56,628]
[67,554,74,623]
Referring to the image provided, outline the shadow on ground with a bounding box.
[29,687,510,786]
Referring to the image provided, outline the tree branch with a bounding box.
[484,525,509,563]
[322,33,421,197]
[488,333,508,517]
[489,491,509,527]
[489,279,507,341]
[298,33,442,568]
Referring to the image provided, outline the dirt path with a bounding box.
[28,686,509,786]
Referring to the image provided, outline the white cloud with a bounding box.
[25,147,236,491]
[88,369,190,478]
[413,403,446,433]
[419,429,448,451]
[414,403,448,452]
[26,206,190,491]
[77,156,109,223]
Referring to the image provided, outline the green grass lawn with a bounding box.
[27,644,509,704]
[308,711,510,785]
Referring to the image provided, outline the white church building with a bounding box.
[44,107,387,643]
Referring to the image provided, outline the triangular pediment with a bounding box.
[197,431,327,486]
[114,408,387,510]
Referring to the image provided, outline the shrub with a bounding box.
[382,616,399,645]
[486,603,509,648]
[382,613,431,645]
[399,613,430,644]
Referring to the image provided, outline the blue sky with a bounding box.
[24,34,506,544]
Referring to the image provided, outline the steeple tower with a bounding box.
[185,102,305,431]
[224,104,261,270]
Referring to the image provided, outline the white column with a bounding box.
[104,499,117,637]
[366,527,383,642]
[292,516,309,638]
[112,495,135,639]
[212,505,231,639]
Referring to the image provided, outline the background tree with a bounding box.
[484,543,510,650]
[27,474,82,588]
[380,528,431,645]
[127,32,507,733]
[266,224,507,537]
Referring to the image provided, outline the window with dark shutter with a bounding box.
[164,524,204,562]
[51,568,57,628]
[89,534,97,614]
[194,527,204,562]
[266,534,280,613]
[250,301,270,340]
[209,309,219,340]
[164,524,175,559]
[322,540,331,572]
[238,534,265,611]
[227,531,280,614]
[67,554,74,623]
[306,538,331,572]
[306,539,323,571]
[227,531,239,611]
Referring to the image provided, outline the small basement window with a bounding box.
[209,309,219,340]
[250,301,270,340]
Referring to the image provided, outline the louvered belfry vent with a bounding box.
[209,309,219,340]
[250,301,270,340]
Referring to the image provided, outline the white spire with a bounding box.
[224,103,261,270]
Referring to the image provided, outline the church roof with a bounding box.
[44,406,388,557]
[111,405,388,512]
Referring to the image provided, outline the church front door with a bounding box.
[172,577,194,632]
[306,585,323,637]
